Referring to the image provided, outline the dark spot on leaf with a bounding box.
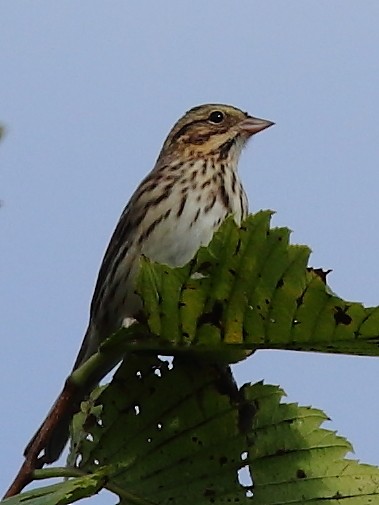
[178,301,186,307]
[236,384,257,433]
[188,256,197,269]
[297,469,307,479]
[229,268,237,276]
[265,298,270,305]
[307,267,332,284]
[234,238,242,255]
[238,402,256,434]
[204,489,216,497]
[333,491,343,499]
[219,456,228,465]
[296,292,305,307]
[197,261,213,274]
[192,436,203,446]
[334,306,352,325]
[256,305,261,310]
[275,448,287,456]
[83,413,98,431]
[276,278,284,288]
[197,301,224,328]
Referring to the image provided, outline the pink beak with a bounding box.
[238,116,275,136]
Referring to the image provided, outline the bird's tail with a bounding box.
[24,325,110,464]
[23,389,81,464]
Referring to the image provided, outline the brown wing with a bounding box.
[88,163,167,320]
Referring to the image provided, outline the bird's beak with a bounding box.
[238,116,275,137]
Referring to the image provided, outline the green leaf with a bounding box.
[247,382,379,504]
[1,472,108,505]
[8,211,379,504]
[131,211,379,360]
[67,356,379,504]
[73,356,250,503]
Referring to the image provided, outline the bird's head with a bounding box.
[158,104,274,163]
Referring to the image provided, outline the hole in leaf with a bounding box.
[191,272,207,280]
[134,404,140,415]
[85,433,94,442]
[154,368,162,377]
[157,422,163,430]
[238,464,253,488]
[241,451,248,461]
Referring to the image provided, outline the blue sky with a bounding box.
[1,2,379,503]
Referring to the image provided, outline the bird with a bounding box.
[25,103,274,465]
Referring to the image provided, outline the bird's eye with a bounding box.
[208,111,225,124]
